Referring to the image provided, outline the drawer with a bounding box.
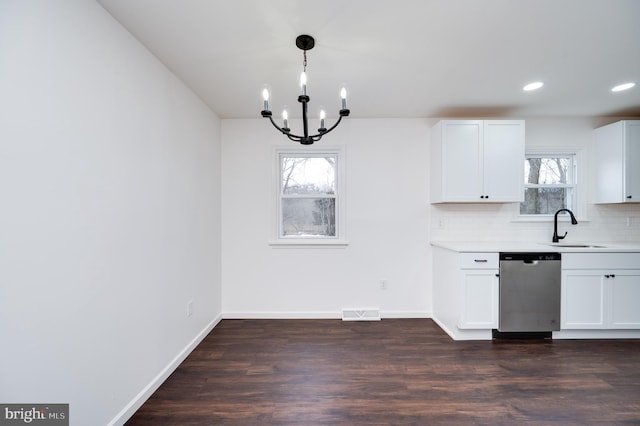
[461,252,498,269]
[563,253,640,269]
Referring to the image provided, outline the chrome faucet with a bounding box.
[553,208,578,242]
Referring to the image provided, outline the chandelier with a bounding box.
[261,35,350,145]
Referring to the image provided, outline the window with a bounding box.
[520,154,577,216]
[276,150,343,242]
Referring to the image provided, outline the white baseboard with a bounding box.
[554,329,640,339]
[431,316,457,339]
[431,316,494,341]
[382,310,431,319]
[223,310,431,320]
[108,314,222,426]
[223,311,341,319]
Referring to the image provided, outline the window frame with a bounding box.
[514,148,584,222]
[270,147,348,246]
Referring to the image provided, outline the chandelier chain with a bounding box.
[303,50,307,72]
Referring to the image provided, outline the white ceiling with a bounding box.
[96,0,640,120]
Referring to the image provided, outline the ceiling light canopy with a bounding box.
[523,81,544,91]
[261,35,350,145]
[611,82,636,92]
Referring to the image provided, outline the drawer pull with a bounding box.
[474,259,488,263]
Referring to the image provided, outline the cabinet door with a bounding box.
[608,272,640,328]
[594,120,640,203]
[441,121,483,201]
[561,270,606,329]
[624,121,640,201]
[459,270,498,329]
[483,121,525,202]
[594,121,625,203]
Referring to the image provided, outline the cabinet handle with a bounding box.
[627,195,632,199]
[495,274,500,277]
[611,274,615,278]
[604,274,616,278]
[604,274,609,278]
[474,259,488,263]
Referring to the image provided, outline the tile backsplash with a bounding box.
[431,203,640,243]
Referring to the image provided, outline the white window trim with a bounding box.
[512,147,587,222]
[269,146,348,247]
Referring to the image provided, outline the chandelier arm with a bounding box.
[265,115,286,133]
[314,114,344,137]
[286,134,303,143]
[266,114,302,139]
[296,114,346,142]
[265,112,346,143]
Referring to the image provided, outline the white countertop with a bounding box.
[431,241,640,253]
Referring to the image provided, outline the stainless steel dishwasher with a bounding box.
[497,252,561,336]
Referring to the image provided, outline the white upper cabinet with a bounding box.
[430,120,525,203]
[594,120,640,203]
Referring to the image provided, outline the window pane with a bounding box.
[525,157,571,184]
[282,198,336,237]
[282,157,336,195]
[520,188,570,215]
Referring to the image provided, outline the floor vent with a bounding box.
[341,308,381,321]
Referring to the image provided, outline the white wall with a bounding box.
[0,1,221,425]
[222,117,640,320]
[222,119,431,318]
[430,118,640,243]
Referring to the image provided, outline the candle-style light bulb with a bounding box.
[262,88,270,111]
[300,72,307,96]
[319,109,326,130]
[340,87,347,110]
[282,109,289,129]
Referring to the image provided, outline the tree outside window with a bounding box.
[280,154,338,238]
[520,154,576,216]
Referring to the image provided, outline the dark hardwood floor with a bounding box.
[126,319,640,425]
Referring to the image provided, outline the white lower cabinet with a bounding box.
[432,248,499,339]
[433,247,640,340]
[460,270,499,329]
[458,253,499,329]
[561,253,640,330]
[562,270,606,329]
[608,272,640,328]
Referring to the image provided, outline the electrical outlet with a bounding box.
[438,218,446,230]
[187,300,193,317]
[380,280,388,290]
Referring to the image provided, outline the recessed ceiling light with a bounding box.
[523,82,544,91]
[611,82,636,92]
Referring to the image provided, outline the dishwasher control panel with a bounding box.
[500,252,561,262]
